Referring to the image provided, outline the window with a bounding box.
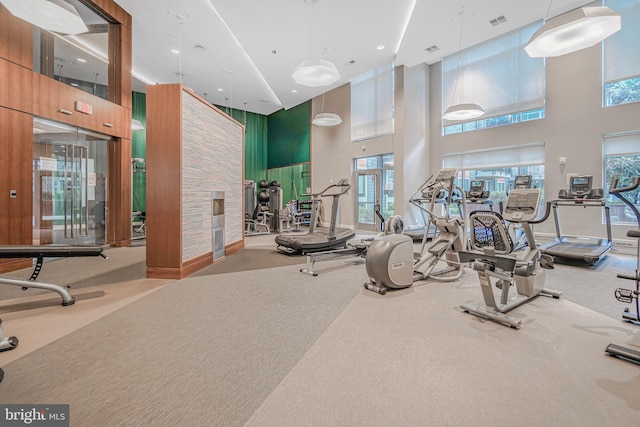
[443,143,545,207]
[603,132,640,224]
[32,1,111,100]
[604,0,640,107]
[351,63,394,142]
[442,23,545,135]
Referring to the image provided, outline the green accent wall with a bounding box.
[220,106,269,185]
[132,95,309,211]
[267,163,311,203]
[267,101,310,169]
[132,91,146,212]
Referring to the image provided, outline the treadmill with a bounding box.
[275,179,355,254]
[539,175,612,266]
[465,180,494,211]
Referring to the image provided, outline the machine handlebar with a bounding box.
[609,176,640,194]
[311,179,351,198]
[528,201,552,225]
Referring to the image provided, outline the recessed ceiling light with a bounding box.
[217,88,224,92]
[194,43,207,51]
[292,89,298,93]
[171,49,180,54]
[70,83,79,87]
[377,45,385,50]
[76,57,87,63]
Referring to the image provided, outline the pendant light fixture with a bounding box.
[443,7,485,122]
[312,92,341,126]
[292,0,340,87]
[525,5,621,58]
[0,0,88,35]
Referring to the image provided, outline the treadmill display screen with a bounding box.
[470,180,483,190]
[570,176,592,195]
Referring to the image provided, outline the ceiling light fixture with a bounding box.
[292,0,340,87]
[0,0,89,35]
[312,92,341,126]
[443,7,485,122]
[525,6,621,58]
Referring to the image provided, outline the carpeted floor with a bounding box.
[0,243,638,426]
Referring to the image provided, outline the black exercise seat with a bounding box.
[0,245,106,306]
[627,229,640,239]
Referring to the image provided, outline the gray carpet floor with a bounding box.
[0,246,638,426]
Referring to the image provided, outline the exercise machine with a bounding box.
[364,168,468,294]
[275,179,355,255]
[506,175,533,251]
[300,204,404,276]
[0,245,106,305]
[458,188,561,329]
[605,176,640,363]
[465,180,494,211]
[539,175,612,266]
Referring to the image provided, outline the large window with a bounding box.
[351,63,394,142]
[442,23,545,135]
[604,0,640,107]
[603,132,640,225]
[443,143,545,207]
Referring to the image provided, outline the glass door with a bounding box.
[356,172,381,232]
[354,153,395,232]
[33,118,109,245]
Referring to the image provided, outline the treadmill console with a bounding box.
[466,180,490,201]
[514,175,532,189]
[503,188,541,222]
[558,175,603,199]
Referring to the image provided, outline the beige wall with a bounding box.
[311,41,640,243]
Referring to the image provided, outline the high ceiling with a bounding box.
[112,0,593,115]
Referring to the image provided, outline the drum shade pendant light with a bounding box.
[313,113,342,126]
[0,0,88,35]
[443,103,486,121]
[312,92,342,126]
[292,0,340,87]
[525,6,621,58]
[443,8,485,122]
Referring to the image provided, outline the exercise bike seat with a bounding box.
[627,229,640,239]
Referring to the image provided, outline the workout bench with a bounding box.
[0,245,107,306]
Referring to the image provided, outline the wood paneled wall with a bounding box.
[146,84,245,279]
[0,0,134,263]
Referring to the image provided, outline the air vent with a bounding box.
[425,45,440,53]
[489,15,507,26]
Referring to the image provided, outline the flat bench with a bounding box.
[0,245,107,306]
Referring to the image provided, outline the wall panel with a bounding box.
[146,84,244,278]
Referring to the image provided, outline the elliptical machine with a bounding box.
[605,176,640,363]
[457,188,561,329]
[364,168,468,295]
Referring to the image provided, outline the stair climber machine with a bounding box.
[457,188,561,329]
[605,176,640,364]
[364,168,468,295]
[275,179,355,255]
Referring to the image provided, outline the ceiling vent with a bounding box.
[425,45,440,53]
[489,15,507,26]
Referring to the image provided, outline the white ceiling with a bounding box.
[112,0,593,115]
